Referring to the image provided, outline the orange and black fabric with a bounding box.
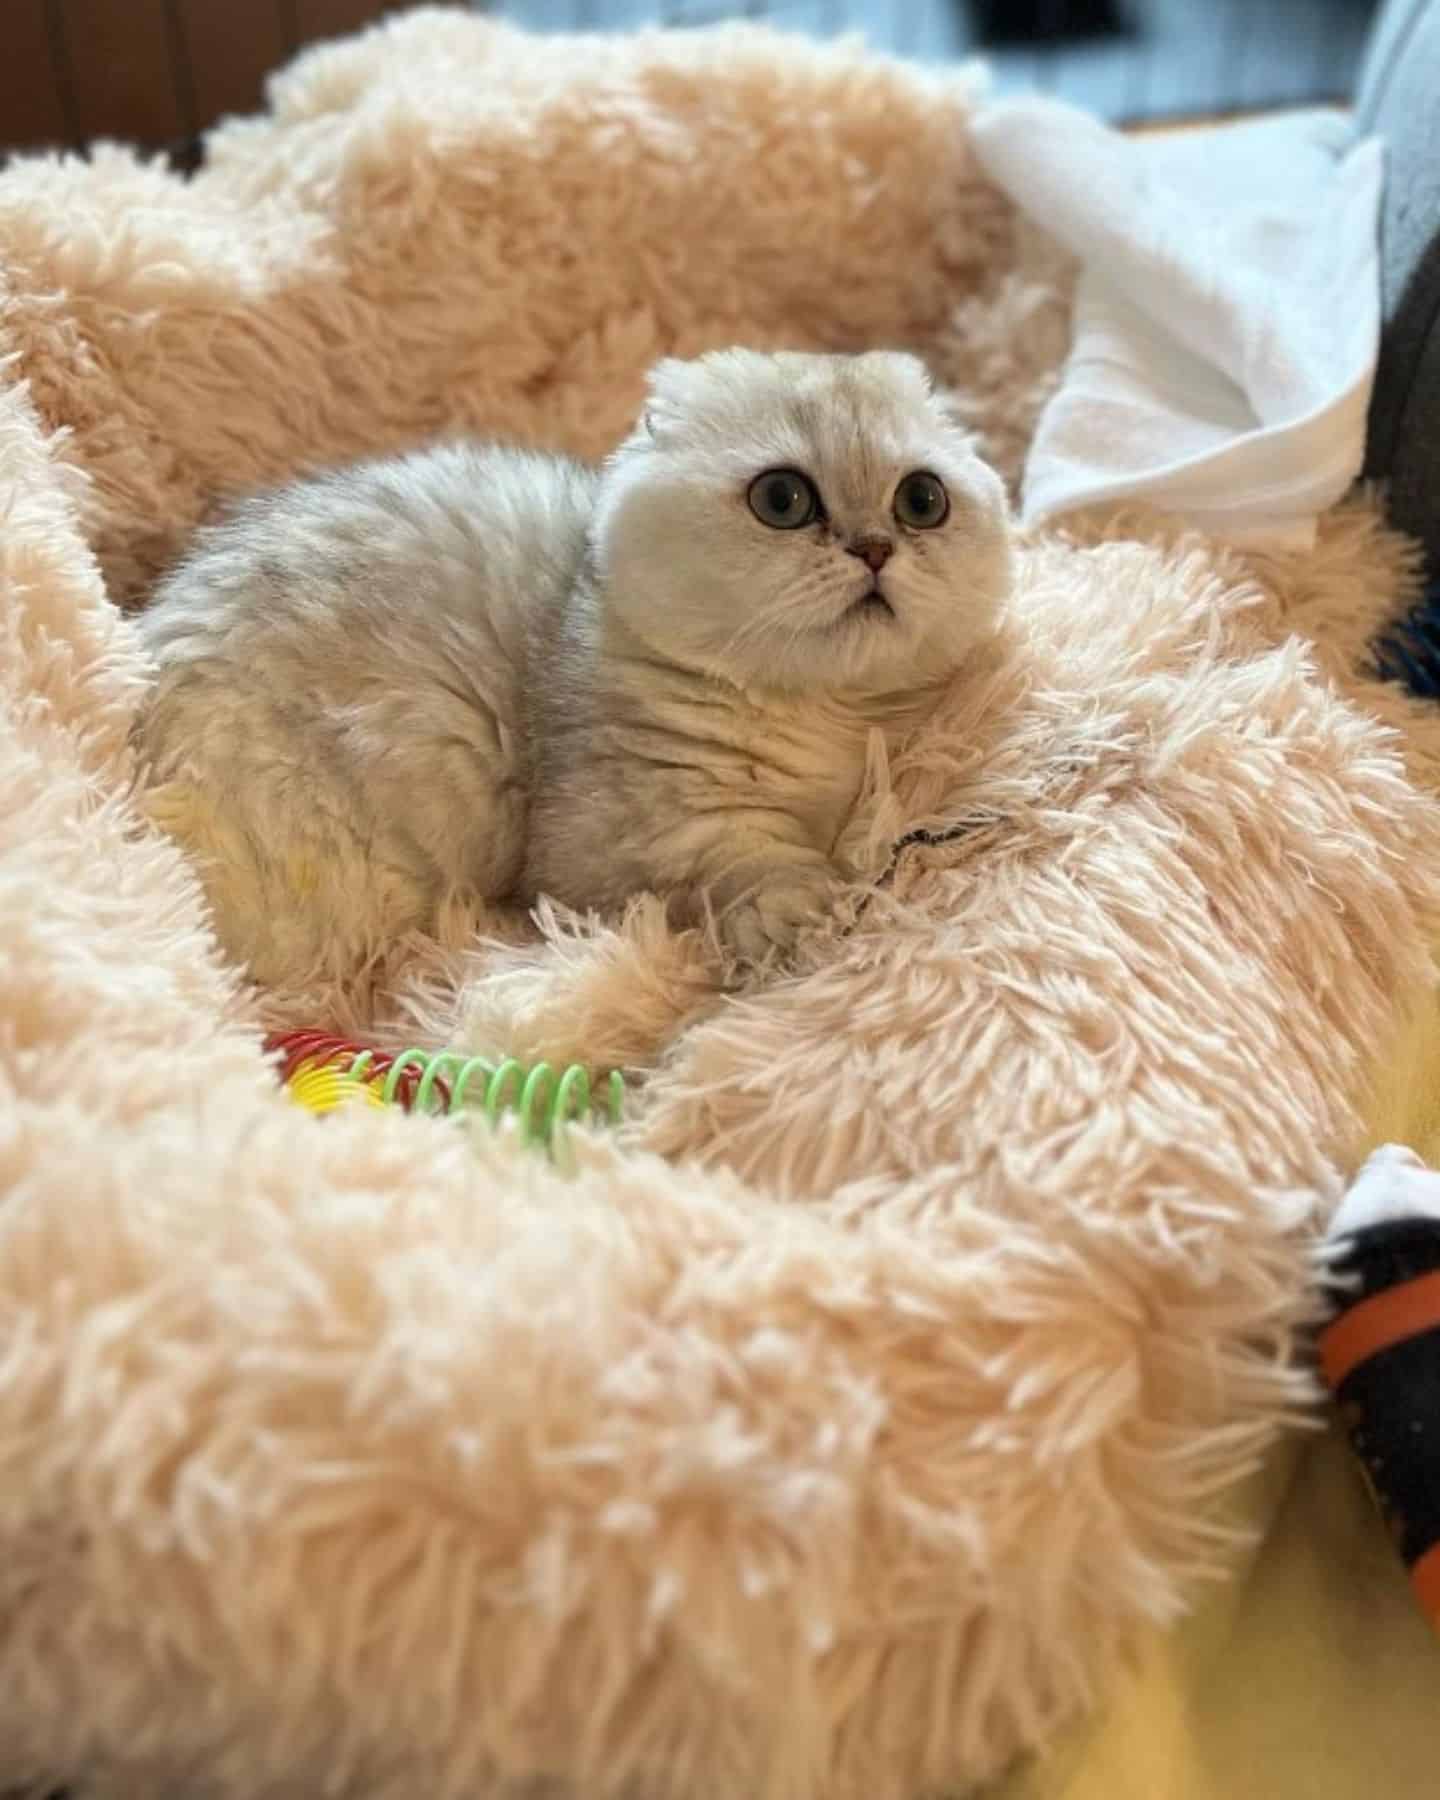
[1321,1217,1440,1632]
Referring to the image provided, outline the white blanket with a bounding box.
[970,103,1384,551]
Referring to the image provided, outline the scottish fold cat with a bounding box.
[134,349,1012,987]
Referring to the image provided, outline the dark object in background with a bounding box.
[1371,582,1440,695]
[1359,0,1440,566]
[969,0,1127,44]
[0,0,430,164]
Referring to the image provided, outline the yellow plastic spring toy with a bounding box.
[268,1031,624,1149]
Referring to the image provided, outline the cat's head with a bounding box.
[592,349,1013,694]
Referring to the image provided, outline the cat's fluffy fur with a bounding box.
[133,350,1012,987]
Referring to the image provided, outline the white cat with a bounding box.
[133,349,1013,988]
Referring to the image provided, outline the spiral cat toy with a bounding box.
[267,1030,625,1149]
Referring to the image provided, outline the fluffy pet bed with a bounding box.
[4,12,1440,1798]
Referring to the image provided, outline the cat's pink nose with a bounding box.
[848,535,893,572]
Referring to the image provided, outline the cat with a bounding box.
[132,349,1013,990]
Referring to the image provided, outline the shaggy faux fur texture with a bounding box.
[3,12,1440,1800]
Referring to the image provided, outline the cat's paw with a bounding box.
[717,865,843,968]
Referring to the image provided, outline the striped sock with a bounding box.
[1321,1146,1440,1632]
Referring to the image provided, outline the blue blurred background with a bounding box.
[488,0,1380,121]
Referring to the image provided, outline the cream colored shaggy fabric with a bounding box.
[4,12,1440,1799]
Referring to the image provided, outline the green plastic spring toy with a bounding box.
[268,1030,625,1150]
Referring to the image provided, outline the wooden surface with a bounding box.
[0,0,408,154]
[6,2,75,146]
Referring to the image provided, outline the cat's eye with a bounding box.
[748,468,820,530]
[893,471,949,530]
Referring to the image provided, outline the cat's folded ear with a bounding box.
[640,357,695,442]
[930,382,985,455]
[864,350,984,451]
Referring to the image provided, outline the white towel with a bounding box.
[968,101,1384,551]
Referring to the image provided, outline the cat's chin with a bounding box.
[822,581,897,635]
